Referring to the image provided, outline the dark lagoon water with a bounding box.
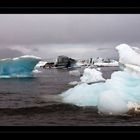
[0,66,140,126]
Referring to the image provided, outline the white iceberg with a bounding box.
[0,55,41,78]
[80,68,105,84]
[60,44,140,115]
[68,68,105,86]
[116,44,140,67]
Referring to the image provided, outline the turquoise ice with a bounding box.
[0,55,41,78]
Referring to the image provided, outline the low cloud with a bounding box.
[0,48,24,59]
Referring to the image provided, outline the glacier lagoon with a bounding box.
[0,55,41,78]
[1,44,140,116]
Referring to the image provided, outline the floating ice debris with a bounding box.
[90,57,119,67]
[69,70,81,77]
[68,81,79,86]
[35,61,47,68]
[0,55,41,78]
[94,61,118,67]
[97,68,101,71]
[60,44,140,115]
[32,69,42,73]
[127,101,140,112]
[80,68,105,84]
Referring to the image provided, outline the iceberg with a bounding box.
[0,55,41,78]
[80,68,105,84]
[116,44,140,67]
[60,44,140,115]
[68,68,105,86]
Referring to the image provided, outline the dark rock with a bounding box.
[55,56,76,68]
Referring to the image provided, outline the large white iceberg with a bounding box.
[60,44,140,115]
[0,55,41,78]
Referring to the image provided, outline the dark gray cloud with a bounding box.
[0,48,24,59]
[0,14,140,44]
[0,14,140,59]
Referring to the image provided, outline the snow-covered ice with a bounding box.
[60,44,140,115]
[80,68,105,84]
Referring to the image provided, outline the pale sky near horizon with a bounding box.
[0,14,140,60]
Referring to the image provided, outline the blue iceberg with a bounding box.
[0,55,41,78]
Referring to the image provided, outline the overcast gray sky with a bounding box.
[0,14,140,60]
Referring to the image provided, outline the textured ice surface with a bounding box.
[0,55,41,78]
[80,68,105,83]
[116,44,140,66]
[61,70,140,115]
[61,44,140,115]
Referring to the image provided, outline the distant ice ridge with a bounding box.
[94,60,118,67]
[0,55,41,78]
[60,44,140,115]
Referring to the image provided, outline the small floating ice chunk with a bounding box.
[69,70,81,77]
[97,68,101,71]
[35,61,47,68]
[68,81,79,86]
[33,69,42,73]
